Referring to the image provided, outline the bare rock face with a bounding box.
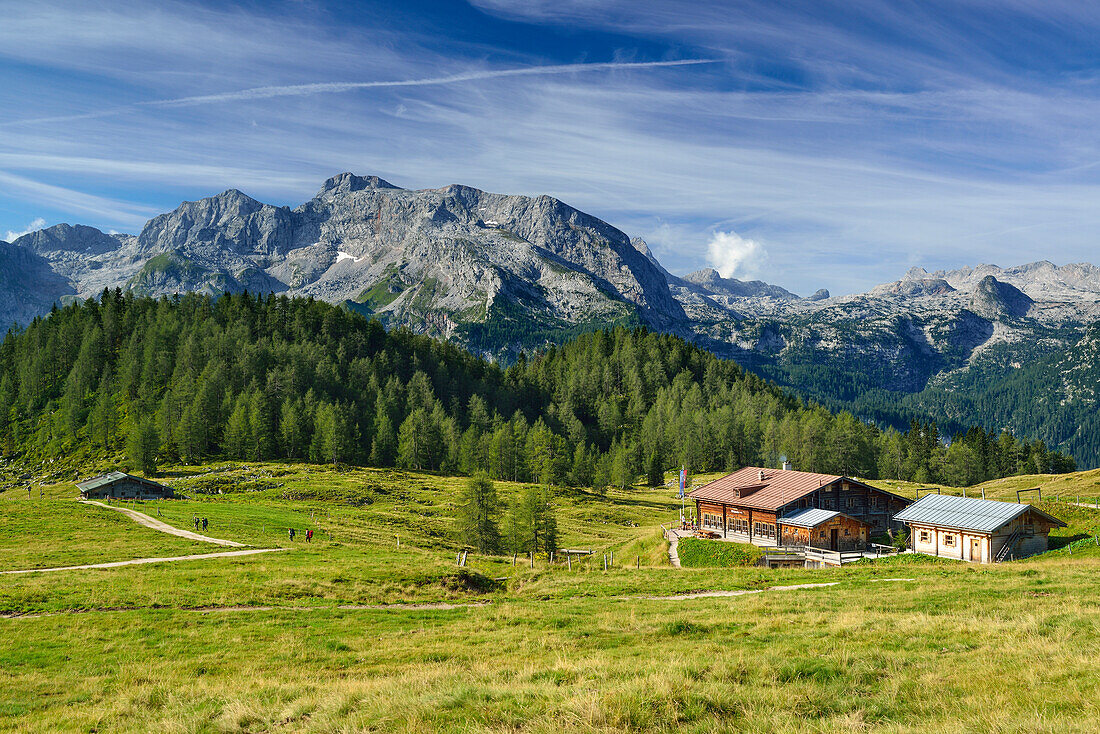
[874,278,956,298]
[682,268,799,300]
[2,174,685,352]
[0,241,76,327]
[969,275,1034,320]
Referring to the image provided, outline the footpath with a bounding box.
[0,548,285,575]
[81,500,245,547]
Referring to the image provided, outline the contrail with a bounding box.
[2,59,718,127]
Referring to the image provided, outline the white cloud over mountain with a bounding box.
[706,231,764,279]
[4,217,46,242]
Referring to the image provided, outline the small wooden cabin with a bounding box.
[777,508,870,551]
[77,472,174,500]
[893,494,1066,563]
[688,466,910,549]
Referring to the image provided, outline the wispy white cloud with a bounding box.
[1,59,716,127]
[0,170,157,229]
[4,217,46,242]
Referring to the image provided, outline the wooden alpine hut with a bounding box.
[76,472,174,501]
[893,493,1066,563]
[688,466,910,549]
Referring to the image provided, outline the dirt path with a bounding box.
[0,548,285,576]
[1,600,487,620]
[643,581,841,601]
[664,527,683,568]
[81,500,245,547]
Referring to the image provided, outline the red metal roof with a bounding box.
[688,467,843,511]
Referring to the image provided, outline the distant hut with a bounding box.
[76,472,174,501]
[893,494,1066,563]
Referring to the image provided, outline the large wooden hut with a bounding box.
[688,466,910,549]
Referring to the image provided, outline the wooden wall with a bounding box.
[783,481,907,533]
[781,515,868,551]
[82,480,173,500]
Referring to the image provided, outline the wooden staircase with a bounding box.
[995,529,1022,562]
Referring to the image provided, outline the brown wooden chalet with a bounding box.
[688,466,911,549]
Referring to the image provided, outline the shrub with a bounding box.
[677,538,763,567]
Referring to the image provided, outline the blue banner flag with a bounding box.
[679,466,686,498]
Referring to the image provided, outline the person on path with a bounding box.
[306,529,312,543]
[289,528,295,542]
[202,518,208,531]
[194,517,200,531]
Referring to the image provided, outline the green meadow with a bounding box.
[3,462,1100,732]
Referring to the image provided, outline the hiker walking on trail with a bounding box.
[289,528,295,542]
[306,529,312,543]
[194,517,200,531]
[202,518,208,531]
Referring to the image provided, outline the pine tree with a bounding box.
[370,411,397,466]
[457,471,500,553]
[127,417,160,476]
[646,448,664,487]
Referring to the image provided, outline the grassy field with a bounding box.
[866,467,1100,504]
[0,486,214,569]
[3,462,1100,732]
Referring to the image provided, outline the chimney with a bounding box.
[782,459,792,471]
[758,470,766,482]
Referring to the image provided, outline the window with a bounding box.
[919,530,931,544]
[943,533,956,548]
[846,497,857,508]
[702,513,723,530]
[843,528,850,536]
[729,518,749,534]
[819,530,827,539]
[869,495,880,510]
[754,522,776,539]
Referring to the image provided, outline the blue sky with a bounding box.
[2,1,1100,296]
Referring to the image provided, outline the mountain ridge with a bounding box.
[4,173,1100,465]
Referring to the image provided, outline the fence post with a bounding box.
[567,554,572,571]
[637,555,640,569]
[512,553,517,567]
[603,554,607,571]
[456,553,461,566]
[530,552,534,569]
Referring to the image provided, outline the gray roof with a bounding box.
[76,472,166,492]
[893,493,1066,533]
[76,471,131,491]
[778,507,844,528]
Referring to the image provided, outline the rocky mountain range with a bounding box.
[3,173,1099,465]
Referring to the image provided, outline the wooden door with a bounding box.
[830,528,839,551]
[970,537,982,562]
